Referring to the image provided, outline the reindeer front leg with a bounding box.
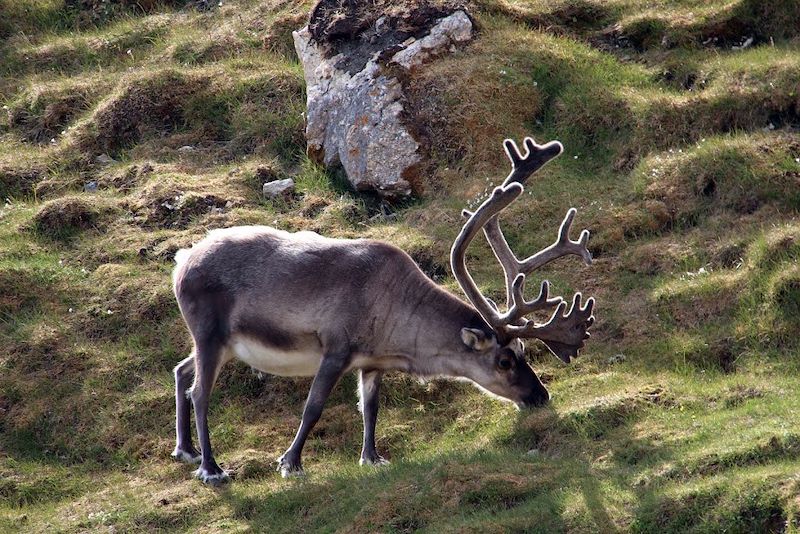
[359,370,389,466]
[277,351,349,478]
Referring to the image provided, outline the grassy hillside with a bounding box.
[1,0,799,531]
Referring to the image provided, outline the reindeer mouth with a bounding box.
[517,389,551,410]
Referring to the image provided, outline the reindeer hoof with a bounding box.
[193,467,230,486]
[359,455,390,467]
[171,447,202,465]
[276,454,305,478]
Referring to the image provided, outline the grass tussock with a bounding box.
[80,69,208,154]
[7,77,111,144]
[31,195,118,240]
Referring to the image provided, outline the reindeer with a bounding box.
[170,137,595,484]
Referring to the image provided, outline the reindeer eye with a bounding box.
[497,356,513,371]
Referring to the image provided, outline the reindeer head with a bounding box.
[450,137,595,408]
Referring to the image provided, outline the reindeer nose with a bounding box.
[519,390,551,409]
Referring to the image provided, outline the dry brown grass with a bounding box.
[406,25,545,187]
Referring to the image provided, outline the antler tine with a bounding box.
[557,208,592,262]
[507,276,563,325]
[517,208,592,274]
[501,136,564,187]
[505,292,596,360]
[451,184,525,332]
[481,206,592,308]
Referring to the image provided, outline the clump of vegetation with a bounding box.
[65,0,190,29]
[407,28,545,176]
[81,69,207,154]
[618,0,800,51]
[0,165,45,198]
[31,195,114,239]
[7,79,108,143]
[262,11,308,58]
[770,267,800,321]
[81,263,177,340]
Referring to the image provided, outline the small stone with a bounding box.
[262,178,295,199]
[95,154,116,165]
[732,36,754,50]
[177,145,195,152]
[83,181,98,193]
[526,448,541,457]
[608,353,626,364]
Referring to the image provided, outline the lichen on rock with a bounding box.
[294,1,474,199]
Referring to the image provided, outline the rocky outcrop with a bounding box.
[294,4,473,199]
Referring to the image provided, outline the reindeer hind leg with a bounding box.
[190,338,230,485]
[172,351,201,464]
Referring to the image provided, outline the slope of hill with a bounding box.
[1,0,799,531]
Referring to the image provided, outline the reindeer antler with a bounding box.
[484,138,592,307]
[451,137,595,363]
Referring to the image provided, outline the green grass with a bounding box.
[1,0,800,532]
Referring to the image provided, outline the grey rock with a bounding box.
[293,10,473,199]
[732,36,754,50]
[608,353,626,364]
[83,181,98,193]
[178,145,196,152]
[95,154,116,165]
[391,11,473,70]
[263,178,295,199]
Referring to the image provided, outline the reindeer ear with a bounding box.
[461,328,495,352]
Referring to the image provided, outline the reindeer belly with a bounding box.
[229,335,323,377]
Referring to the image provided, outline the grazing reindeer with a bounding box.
[171,137,595,484]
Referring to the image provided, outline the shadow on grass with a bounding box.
[212,403,676,532]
